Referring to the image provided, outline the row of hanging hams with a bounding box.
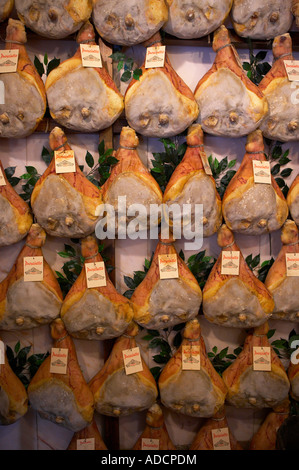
[0,215,299,337]
[0,19,298,142]
[1,316,298,450]
[1,1,299,42]
[1,123,298,252]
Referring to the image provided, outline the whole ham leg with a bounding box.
[202,224,274,328]
[0,19,47,138]
[60,234,134,340]
[222,322,290,410]
[0,223,63,330]
[0,337,28,425]
[265,220,299,322]
[293,0,299,26]
[222,130,289,235]
[132,402,176,450]
[31,127,103,238]
[0,160,32,247]
[249,400,290,450]
[89,322,158,417]
[259,34,299,142]
[163,124,222,238]
[194,25,268,137]
[189,406,243,450]
[45,21,124,133]
[27,318,95,432]
[158,318,227,418]
[0,0,14,22]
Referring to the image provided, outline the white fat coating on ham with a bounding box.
[125,70,198,138]
[160,369,222,417]
[92,0,165,46]
[0,195,26,246]
[165,173,221,237]
[0,73,45,138]
[103,173,162,231]
[289,196,299,226]
[62,289,131,340]
[260,80,299,142]
[46,68,123,133]
[32,174,98,238]
[223,183,283,235]
[15,0,89,39]
[270,277,299,322]
[203,278,270,328]
[28,380,90,432]
[0,387,10,425]
[94,369,157,416]
[231,0,293,40]
[0,278,61,330]
[137,278,202,330]
[195,69,266,137]
[226,367,290,409]
[163,0,232,39]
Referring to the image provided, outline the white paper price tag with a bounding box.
[284,60,299,82]
[85,262,106,288]
[55,150,76,174]
[145,45,166,69]
[0,167,6,186]
[0,340,5,364]
[253,160,271,184]
[23,257,44,282]
[158,254,179,279]
[123,347,143,375]
[286,253,299,277]
[253,346,271,371]
[76,438,95,450]
[50,348,68,374]
[182,344,201,370]
[211,428,231,450]
[221,251,240,275]
[0,49,19,73]
[80,44,102,68]
[142,439,160,450]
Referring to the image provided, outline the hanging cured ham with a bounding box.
[124,32,199,138]
[92,0,168,46]
[222,322,290,409]
[31,127,103,238]
[202,224,274,328]
[222,130,289,236]
[264,220,299,322]
[0,337,28,425]
[163,123,222,238]
[194,26,268,137]
[287,174,299,226]
[288,357,299,401]
[132,402,176,450]
[45,21,124,133]
[158,319,227,418]
[67,419,108,450]
[60,235,134,341]
[231,0,294,40]
[0,224,63,331]
[0,160,32,247]
[259,34,299,142]
[27,318,94,432]
[89,322,158,417]
[163,0,232,39]
[189,406,243,450]
[15,0,92,39]
[131,234,202,330]
[0,19,47,139]
[0,0,14,22]
[100,126,163,235]
[249,400,290,450]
